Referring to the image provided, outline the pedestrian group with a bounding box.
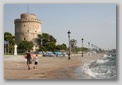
[24,51,38,70]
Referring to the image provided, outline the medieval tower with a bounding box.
[14,13,42,51]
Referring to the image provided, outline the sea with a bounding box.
[74,53,117,79]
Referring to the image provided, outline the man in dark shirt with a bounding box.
[26,50,32,70]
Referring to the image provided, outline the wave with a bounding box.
[81,54,117,79]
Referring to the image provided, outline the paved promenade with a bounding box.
[4,53,104,79]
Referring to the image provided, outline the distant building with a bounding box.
[14,13,42,51]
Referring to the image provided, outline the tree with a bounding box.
[46,42,56,52]
[56,44,62,51]
[76,47,89,53]
[37,33,68,52]
[4,32,15,54]
[60,43,67,51]
[37,33,57,51]
[49,35,56,43]
[18,40,34,52]
[55,43,67,51]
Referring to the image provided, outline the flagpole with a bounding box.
[27,4,29,13]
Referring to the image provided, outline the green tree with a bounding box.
[76,47,89,53]
[37,33,57,51]
[18,40,34,52]
[55,44,67,51]
[46,42,56,52]
[60,43,67,51]
[37,33,68,52]
[4,32,15,54]
[56,44,62,51]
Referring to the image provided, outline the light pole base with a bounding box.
[82,53,83,57]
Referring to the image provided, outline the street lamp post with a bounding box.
[91,44,93,55]
[81,38,84,57]
[67,30,71,60]
[88,42,90,55]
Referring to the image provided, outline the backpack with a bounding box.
[24,53,27,58]
[27,53,31,59]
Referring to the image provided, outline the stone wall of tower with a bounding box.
[14,13,42,51]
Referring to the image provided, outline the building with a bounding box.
[14,13,42,51]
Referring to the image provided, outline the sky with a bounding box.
[4,4,116,50]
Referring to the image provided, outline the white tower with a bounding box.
[14,13,42,51]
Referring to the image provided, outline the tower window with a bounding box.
[27,30,29,32]
[24,38,26,40]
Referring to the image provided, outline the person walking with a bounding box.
[26,50,32,70]
[33,54,38,69]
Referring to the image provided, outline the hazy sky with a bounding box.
[4,4,116,49]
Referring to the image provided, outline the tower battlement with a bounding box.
[14,18,42,23]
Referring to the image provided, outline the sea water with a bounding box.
[80,54,117,79]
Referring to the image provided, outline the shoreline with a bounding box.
[4,53,105,79]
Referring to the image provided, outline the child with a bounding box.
[33,54,38,69]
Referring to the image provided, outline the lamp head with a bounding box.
[67,30,71,34]
[81,38,84,41]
